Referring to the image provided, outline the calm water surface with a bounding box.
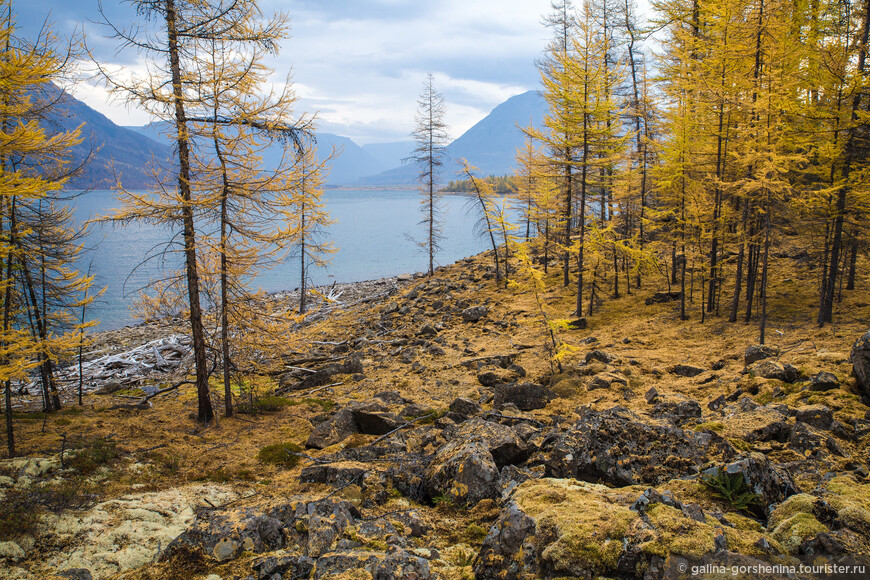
[74,189,502,330]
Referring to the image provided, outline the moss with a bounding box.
[256,442,303,468]
[464,523,488,543]
[825,476,870,533]
[771,513,828,553]
[644,504,717,557]
[694,421,724,433]
[514,480,636,575]
[768,494,816,529]
[551,377,582,398]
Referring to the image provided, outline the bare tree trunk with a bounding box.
[166,0,213,424]
[847,231,859,290]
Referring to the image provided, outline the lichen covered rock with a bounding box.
[423,437,500,506]
[475,478,781,579]
[535,406,732,486]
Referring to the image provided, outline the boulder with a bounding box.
[448,397,481,417]
[350,409,402,436]
[161,508,287,563]
[462,305,487,323]
[745,344,780,365]
[809,371,840,392]
[670,364,706,378]
[423,437,500,506]
[475,478,780,580]
[585,350,616,364]
[747,359,789,381]
[252,551,315,580]
[794,405,833,430]
[852,330,870,397]
[588,372,629,390]
[447,418,529,468]
[493,383,555,411]
[652,398,702,426]
[306,409,359,449]
[536,407,731,486]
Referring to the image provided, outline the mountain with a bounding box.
[126,125,385,186]
[44,87,171,190]
[357,90,547,186]
[361,141,415,170]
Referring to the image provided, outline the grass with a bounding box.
[68,437,120,475]
[256,442,303,468]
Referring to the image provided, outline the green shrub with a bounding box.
[257,442,303,468]
[701,467,762,514]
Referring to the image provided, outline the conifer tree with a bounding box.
[411,74,448,276]
[98,0,313,423]
[0,3,93,454]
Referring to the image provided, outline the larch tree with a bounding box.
[186,8,312,417]
[411,73,449,277]
[0,3,94,454]
[97,0,310,424]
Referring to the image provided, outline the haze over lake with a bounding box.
[75,188,507,330]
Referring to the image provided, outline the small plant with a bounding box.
[701,467,762,513]
[0,489,40,540]
[240,394,293,414]
[453,548,475,567]
[69,437,120,474]
[464,523,488,543]
[257,442,303,468]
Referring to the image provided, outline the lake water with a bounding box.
[74,189,505,330]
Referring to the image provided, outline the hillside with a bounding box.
[1,243,869,579]
[44,86,171,191]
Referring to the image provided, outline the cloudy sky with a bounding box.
[19,1,649,144]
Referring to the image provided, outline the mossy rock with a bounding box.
[550,377,583,398]
[476,478,782,579]
[257,442,303,468]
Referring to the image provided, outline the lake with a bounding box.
[74,188,508,330]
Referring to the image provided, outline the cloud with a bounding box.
[21,0,558,143]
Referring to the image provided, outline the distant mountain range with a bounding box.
[55,88,546,189]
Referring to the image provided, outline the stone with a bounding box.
[417,323,438,337]
[645,291,682,305]
[462,305,487,323]
[810,371,840,392]
[747,359,789,381]
[708,394,726,411]
[493,383,555,411]
[588,372,629,390]
[789,421,826,456]
[56,570,93,580]
[0,541,25,562]
[252,551,315,580]
[423,437,500,506]
[448,418,529,468]
[373,551,432,580]
[565,318,587,330]
[645,387,659,404]
[306,408,359,449]
[745,344,780,365]
[585,350,615,364]
[300,462,368,487]
[670,364,706,377]
[448,397,481,417]
[311,550,383,579]
[213,537,238,562]
[794,405,833,430]
[851,330,870,397]
[536,407,731,486]
[652,398,702,426]
[350,409,402,435]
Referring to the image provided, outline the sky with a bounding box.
[18,0,650,145]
